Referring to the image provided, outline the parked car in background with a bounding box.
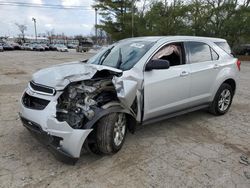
[10,42,22,50]
[48,44,56,51]
[2,43,14,50]
[41,44,49,51]
[234,44,250,56]
[21,43,33,50]
[33,44,45,51]
[55,44,68,52]
[76,39,93,52]
[0,44,3,52]
[19,36,240,164]
[67,44,77,49]
[92,45,102,50]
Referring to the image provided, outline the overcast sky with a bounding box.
[0,0,96,37]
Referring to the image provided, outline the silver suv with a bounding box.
[19,36,240,163]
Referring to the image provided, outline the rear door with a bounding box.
[185,41,220,106]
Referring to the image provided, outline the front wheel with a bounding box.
[209,83,233,115]
[96,113,127,154]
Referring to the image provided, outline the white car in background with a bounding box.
[55,44,68,52]
[19,36,240,164]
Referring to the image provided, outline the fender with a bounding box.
[83,106,137,133]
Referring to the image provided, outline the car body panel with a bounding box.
[32,62,122,90]
[19,88,93,158]
[143,64,191,120]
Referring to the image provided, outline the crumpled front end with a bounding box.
[19,83,92,164]
[19,62,142,163]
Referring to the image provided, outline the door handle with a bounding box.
[213,64,220,69]
[180,71,189,77]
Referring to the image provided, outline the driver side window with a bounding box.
[152,42,185,67]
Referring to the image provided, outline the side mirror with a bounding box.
[145,59,170,71]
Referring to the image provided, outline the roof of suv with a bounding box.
[120,36,226,43]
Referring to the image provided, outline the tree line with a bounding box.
[94,0,250,47]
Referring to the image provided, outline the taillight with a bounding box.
[236,60,241,71]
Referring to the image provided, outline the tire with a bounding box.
[96,113,127,154]
[209,83,233,115]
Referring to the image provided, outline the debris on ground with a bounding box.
[239,155,249,166]
[243,171,250,179]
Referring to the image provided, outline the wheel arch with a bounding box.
[211,65,238,101]
[83,106,137,133]
[211,77,237,101]
[223,78,236,95]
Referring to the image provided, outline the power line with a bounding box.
[0,1,93,10]
[0,1,90,8]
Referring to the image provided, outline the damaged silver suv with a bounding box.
[19,36,240,163]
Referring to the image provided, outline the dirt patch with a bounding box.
[224,142,250,157]
[0,83,27,93]
[3,70,27,75]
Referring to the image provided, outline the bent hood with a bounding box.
[32,61,122,90]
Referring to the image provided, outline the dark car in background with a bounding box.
[234,44,250,56]
[2,43,14,50]
[33,44,45,51]
[49,44,57,51]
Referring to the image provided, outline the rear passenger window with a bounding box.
[186,42,216,63]
[211,48,219,60]
[186,42,212,63]
[215,42,232,54]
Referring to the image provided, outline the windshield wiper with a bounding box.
[115,48,123,69]
[100,47,113,65]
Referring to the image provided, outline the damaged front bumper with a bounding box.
[19,88,93,164]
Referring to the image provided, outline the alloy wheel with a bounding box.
[113,113,126,147]
[218,89,231,112]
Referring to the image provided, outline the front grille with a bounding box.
[29,81,56,95]
[22,93,50,110]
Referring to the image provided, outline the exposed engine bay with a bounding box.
[56,76,119,129]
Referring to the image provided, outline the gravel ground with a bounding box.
[0,50,250,188]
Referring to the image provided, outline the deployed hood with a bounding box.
[32,61,122,90]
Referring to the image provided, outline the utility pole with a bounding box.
[131,0,134,37]
[32,17,37,42]
[95,8,98,44]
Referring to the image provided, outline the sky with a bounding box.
[0,0,96,37]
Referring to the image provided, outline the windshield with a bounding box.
[87,40,154,71]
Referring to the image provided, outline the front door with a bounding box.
[143,42,191,121]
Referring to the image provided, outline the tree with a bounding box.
[94,0,250,46]
[46,29,55,44]
[93,0,136,41]
[15,23,27,43]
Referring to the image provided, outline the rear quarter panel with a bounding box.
[209,57,239,101]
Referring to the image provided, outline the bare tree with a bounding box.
[15,23,27,43]
[46,29,55,44]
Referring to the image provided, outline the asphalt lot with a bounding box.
[0,50,250,188]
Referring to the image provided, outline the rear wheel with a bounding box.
[96,113,127,154]
[209,83,233,115]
